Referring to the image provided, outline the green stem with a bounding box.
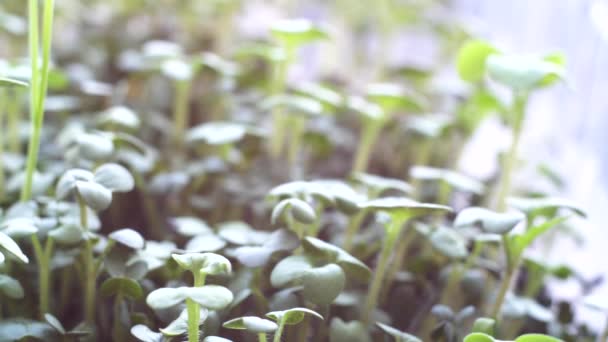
[187,271,206,342]
[30,232,55,319]
[296,316,309,342]
[77,195,96,324]
[0,90,5,202]
[439,263,462,306]
[258,333,268,342]
[112,293,124,341]
[490,258,517,320]
[380,227,416,303]
[287,116,306,172]
[352,121,382,174]
[495,93,527,212]
[133,172,163,239]
[342,211,365,252]
[437,181,452,206]
[21,0,54,202]
[273,318,286,342]
[173,80,192,155]
[269,49,293,159]
[363,218,404,323]
[7,89,21,153]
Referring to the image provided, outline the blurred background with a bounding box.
[1,0,607,331]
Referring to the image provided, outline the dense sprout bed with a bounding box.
[0,1,603,341]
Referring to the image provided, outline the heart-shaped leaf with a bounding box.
[161,58,194,81]
[471,317,496,335]
[100,277,143,299]
[131,324,163,342]
[56,169,94,199]
[185,235,227,253]
[203,337,233,342]
[76,181,113,211]
[98,106,141,131]
[222,316,278,333]
[76,132,115,160]
[454,207,524,234]
[429,227,468,260]
[352,173,412,196]
[294,82,342,108]
[358,197,452,224]
[486,54,565,91]
[218,221,269,246]
[270,255,314,288]
[48,224,83,245]
[271,198,317,225]
[94,163,134,193]
[515,334,563,342]
[507,197,586,218]
[302,263,346,305]
[172,252,231,275]
[456,40,499,82]
[266,307,323,325]
[187,121,248,146]
[1,217,38,237]
[233,229,299,267]
[347,96,386,122]
[0,274,24,299]
[109,228,145,249]
[366,83,427,113]
[271,19,329,49]
[302,237,371,282]
[329,318,370,342]
[463,333,495,342]
[146,286,233,311]
[172,217,213,237]
[0,231,28,263]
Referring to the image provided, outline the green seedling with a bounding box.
[186,121,249,163]
[457,39,565,211]
[268,19,328,158]
[358,197,452,323]
[428,305,475,342]
[56,163,134,323]
[266,307,323,342]
[149,252,233,342]
[347,96,387,173]
[262,94,324,171]
[329,318,370,342]
[456,200,584,321]
[223,316,278,342]
[161,57,199,155]
[270,237,369,307]
[102,228,146,341]
[342,173,412,251]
